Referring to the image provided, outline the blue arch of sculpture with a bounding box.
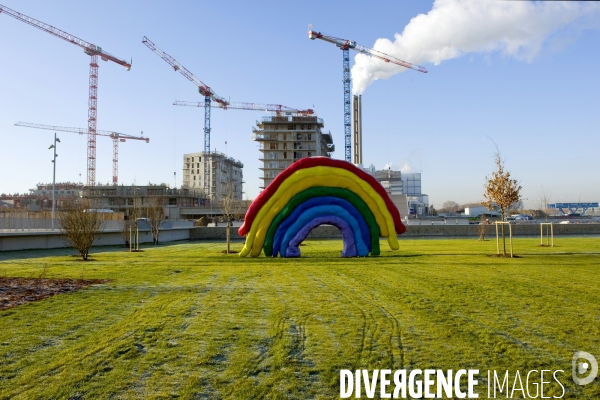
[274,203,370,258]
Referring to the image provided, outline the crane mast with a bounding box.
[0,4,131,187]
[308,25,427,162]
[15,122,148,185]
[143,36,227,196]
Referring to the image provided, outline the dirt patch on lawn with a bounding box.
[0,277,110,311]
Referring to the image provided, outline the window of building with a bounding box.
[269,143,278,150]
[307,133,312,140]
[296,133,302,140]
[283,152,287,159]
[287,124,294,130]
[307,152,311,157]
[283,142,287,150]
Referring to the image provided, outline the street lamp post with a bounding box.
[49,133,60,230]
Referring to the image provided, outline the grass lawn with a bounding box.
[0,237,599,399]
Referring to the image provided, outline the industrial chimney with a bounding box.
[352,94,362,165]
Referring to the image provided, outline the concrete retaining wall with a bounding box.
[2,223,598,252]
[189,227,246,240]
[401,223,600,237]
[189,223,600,241]
[0,228,190,251]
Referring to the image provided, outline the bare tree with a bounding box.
[195,216,212,227]
[429,204,437,216]
[59,199,106,260]
[145,197,165,245]
[481,150,522,256]
[477,214,490,241]
[120,217,133,247]
[442,201,460,215]
[220,184,245,254]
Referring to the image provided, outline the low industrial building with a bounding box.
[361,166,429,218]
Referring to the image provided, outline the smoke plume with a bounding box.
[352,0,600,94]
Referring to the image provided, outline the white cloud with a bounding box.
[352,0,600,94]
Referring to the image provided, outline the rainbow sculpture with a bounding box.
[238,157,406,258]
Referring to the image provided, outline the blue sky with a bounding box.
[1,0,599,208]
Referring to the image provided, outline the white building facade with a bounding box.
[182,151,244,200]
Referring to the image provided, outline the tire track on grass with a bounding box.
[313,271,408,370]
[308,274,388,370]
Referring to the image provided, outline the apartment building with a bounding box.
[182,151,244,200]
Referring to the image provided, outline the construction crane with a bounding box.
[173,101,314,115]
[308,25,427,162]
[15,122,148,185]
[142,36,227,193]
[0,4,131,187]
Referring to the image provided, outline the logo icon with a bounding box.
[572,351,598,386]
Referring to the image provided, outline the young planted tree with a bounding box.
[128,184,142,250]
[145,197,166,245]
[539,186,552,223]
[59,199,106,260]
[481,151,522,256]
[120,218,133,248]
[220,184,245,254]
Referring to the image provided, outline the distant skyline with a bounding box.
[1,0,599,209]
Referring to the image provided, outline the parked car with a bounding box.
[468,213,501,224]
[509,214,533,221]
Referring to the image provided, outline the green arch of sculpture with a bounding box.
[263,186,381,257]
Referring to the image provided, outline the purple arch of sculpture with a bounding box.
[285,215,358,258]
[270,196,372,257]
[278,205,370,258]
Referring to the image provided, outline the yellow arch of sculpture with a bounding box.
[240,166,400,257]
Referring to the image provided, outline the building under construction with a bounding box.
[253,114,334,188]
[182,151,244,200]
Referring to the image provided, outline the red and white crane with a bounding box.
[308,25,427,162]
[15,122,148,185]
[142,36,226,193]
[0,3,131,187]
